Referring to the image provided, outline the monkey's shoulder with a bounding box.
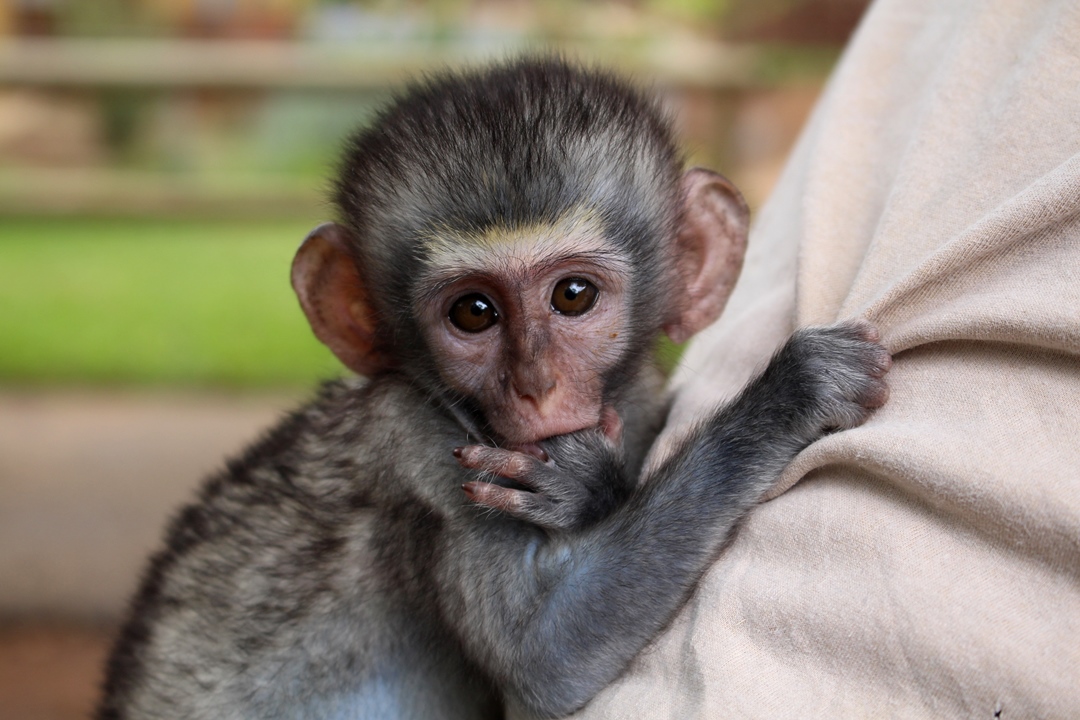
[194,374,464,510]
[129,376,463,594]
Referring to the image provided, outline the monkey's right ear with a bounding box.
[291,222,391,377]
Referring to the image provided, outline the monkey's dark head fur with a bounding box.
[292,56,747,444]
[334,58,683,365]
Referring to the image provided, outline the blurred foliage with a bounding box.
[0,217,342,388]
[752,44,841,84]
[655,336,685,377]
[646,0,731,26]
[59,0,160,37]
[124,91,381,178]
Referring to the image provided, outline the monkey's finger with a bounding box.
[454,445,541,481]
[462,482,547,516]
[462,481,522,511]
[462,482,572,530]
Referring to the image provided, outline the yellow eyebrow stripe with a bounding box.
[419,209,609,276]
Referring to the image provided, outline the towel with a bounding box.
[572,0,1080,717]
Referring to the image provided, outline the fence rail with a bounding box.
[0,37,820,91]
[0,37,833,216]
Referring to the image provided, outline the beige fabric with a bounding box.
[574,0,1080,717]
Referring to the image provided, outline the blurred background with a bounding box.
[0,0,868,717]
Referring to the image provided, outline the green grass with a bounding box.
[0,217,344,388]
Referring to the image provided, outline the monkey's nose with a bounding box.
[513,379,557,406]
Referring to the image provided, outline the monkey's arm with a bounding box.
[440,322,890,719]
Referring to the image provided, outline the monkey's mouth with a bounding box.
[493,419,599,447]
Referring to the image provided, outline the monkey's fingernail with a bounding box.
[518,443,549,462]
[461,482,477,500]
[453,447,464,458]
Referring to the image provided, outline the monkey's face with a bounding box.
[414,218,634,445]
[293,172,749,446]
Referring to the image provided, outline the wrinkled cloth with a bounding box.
[573,0,1080,717]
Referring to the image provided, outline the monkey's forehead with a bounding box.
[415,211,632,288]
[356,127,677,235]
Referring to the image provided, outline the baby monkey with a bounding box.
[98,58,890,719]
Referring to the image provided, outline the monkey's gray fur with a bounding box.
[98,58,890,720]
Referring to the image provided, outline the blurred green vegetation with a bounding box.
[0,216,343,388]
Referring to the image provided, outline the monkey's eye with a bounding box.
[551,278,598,316]
[449,293,498,332]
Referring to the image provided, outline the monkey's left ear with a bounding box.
[664,168,750,344]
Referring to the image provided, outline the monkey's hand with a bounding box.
[781,320,892,436]
[455,430,629,533]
